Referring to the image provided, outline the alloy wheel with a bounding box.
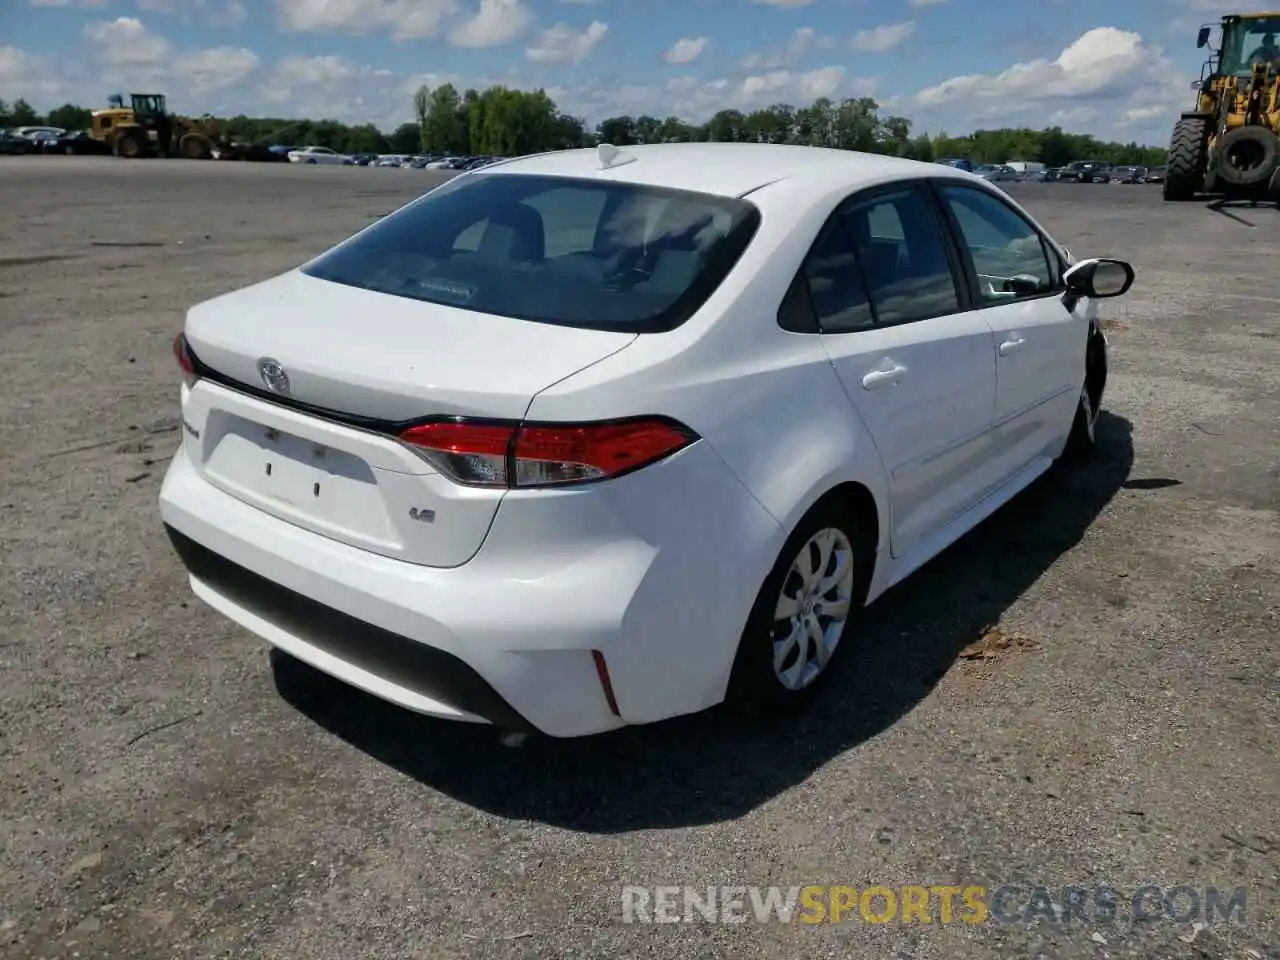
[771,527,855,691]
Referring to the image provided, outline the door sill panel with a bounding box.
[880,454,1053,597]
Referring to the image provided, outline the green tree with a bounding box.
[389,122,421,154]
[45,104,92,131]
[413,85,430,152]
[3,85,1169,165]
[10,98,39,125]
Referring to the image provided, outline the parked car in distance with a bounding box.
[0,128,33,154]
[1143,165,1167,183]
[937,157,974,172]
[38,129,111,155]
[1041,167,1061,182]
[1059,161,1112,183]
[287,145,355,165]
[1110,165,1147,184]
[376,154,410,167]
[13,125,65,143]
[975,164,1018,182]
[161,141,1135,739]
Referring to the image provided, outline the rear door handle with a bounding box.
[862,364,908,390]
[998,337,1026,356]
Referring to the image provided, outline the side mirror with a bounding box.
[1063,258,1135,300]
[1197,25,1211,48]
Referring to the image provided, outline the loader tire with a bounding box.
[178,134,212,160]
[1163,116,1208,201]
[114,131,145,159]
[1215,125,1277,186]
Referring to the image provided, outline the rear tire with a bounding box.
[727,498,874,718]
[1164,116,1208,201]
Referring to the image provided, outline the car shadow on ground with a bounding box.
[273,411,1135,832]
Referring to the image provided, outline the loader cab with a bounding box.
[1209,15,1280,76]
[126,93,175,145]
[131,94,168,118]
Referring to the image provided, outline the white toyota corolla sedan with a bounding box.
[159,142,1134,738]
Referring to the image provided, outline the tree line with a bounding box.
[1,86,1167,167]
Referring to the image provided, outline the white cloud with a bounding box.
[447,0,535,47]
[560,66,877,123]
[274,0,460,41]
[83,17,172,64]
[135,0,249,26]
[0,45,77,103]
[664,36,707,65]
[526,20,608,63]
[740,26,833,69]
[910,26,1186,142]
[916,27,1155,105]
[849,21,916,53]
[173,46,260,91]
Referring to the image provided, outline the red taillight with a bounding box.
[173,333,193,373]
[173,333,197,387]
[397,417,697,488]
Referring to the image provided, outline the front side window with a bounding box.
[937,184,1057,304]
[302,173,760,332]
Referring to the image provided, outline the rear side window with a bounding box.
[302,173,760,333]
[839,186,961,327]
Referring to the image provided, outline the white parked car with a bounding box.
[160,142,1134,739]
[14,126,65,142]
[287,145,354,165]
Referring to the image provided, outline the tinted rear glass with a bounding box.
[301,172,761,333]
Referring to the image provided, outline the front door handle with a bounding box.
[862,364,908,390]
[998,337,1026,356]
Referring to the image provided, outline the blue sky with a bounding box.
[0,0,1242,144]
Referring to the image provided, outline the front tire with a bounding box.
[1064,332,1106,459]
[1164,116,1208,201]
[727,499,873,717]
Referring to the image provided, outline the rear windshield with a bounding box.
[301,172,761,333]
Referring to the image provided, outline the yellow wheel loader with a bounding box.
[1164,12,1280,201]
[89,93,217,160]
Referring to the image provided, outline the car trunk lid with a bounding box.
[180,270,636,567]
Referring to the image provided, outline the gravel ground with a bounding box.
[1,157,1277,960]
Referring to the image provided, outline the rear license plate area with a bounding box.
[201,415,397,543]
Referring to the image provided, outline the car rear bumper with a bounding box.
[159,437,780,737]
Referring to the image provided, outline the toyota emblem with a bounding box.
[257,358,290,394]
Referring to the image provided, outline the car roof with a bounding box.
[481,142,952,199]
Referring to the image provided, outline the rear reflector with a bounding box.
[398,417,697,488]
[592,650,621,717]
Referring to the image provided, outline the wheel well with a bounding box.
[812,481,880,557]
